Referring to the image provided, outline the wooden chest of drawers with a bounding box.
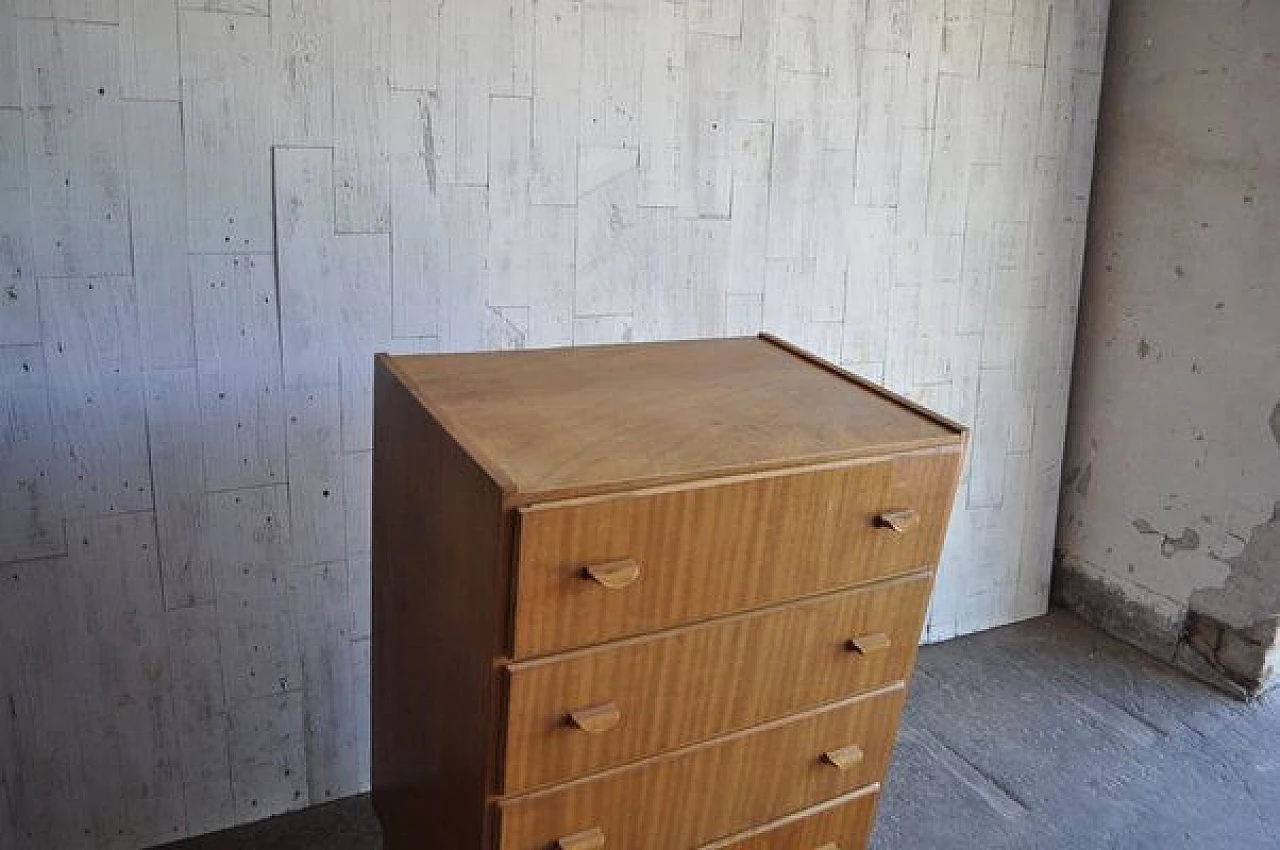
[372,335,966,850]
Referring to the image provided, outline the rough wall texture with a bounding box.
[1056,0,1280,697]
[0,0,1107,846]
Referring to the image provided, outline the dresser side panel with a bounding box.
[372,357,511,849]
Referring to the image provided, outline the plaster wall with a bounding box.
[1057,0,1280,696]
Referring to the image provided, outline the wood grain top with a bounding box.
[378,335,964,504]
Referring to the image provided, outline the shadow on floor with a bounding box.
[155,607,1280,850]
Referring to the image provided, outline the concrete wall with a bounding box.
[0,0,1107,846]
[1057,0,1280,697]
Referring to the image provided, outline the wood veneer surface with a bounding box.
[371,363,511,848]
[495,686,907,850]
[502,572,932,793]
[382,336,962,505]
[512,449,960,657]
[698,786,881,850]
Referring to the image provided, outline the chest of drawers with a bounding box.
[372,334,966,850]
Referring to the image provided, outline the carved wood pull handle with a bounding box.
[847,632,892,655]
[568,702,622,734]
[556,827,606,850]
[875,509,920,533]
[815,844,842,850]
[822,745,865,771]
[583,559,641,589]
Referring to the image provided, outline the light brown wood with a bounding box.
[556,827,607,850]
[567,702,623,735]
[371,357,512,849]
[696,786,879,850]
[846,633,892,655]
[495,686,906,850]
[372,338,967,850]
[385,336,963,506]
[756,333,966,436]
[821,746,865,771]
[511,449,960,657]
[501,573,931,793]
[582,559,641,590]
[874,508,920,533]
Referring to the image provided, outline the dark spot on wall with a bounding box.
[1161,528,1200,557]
[1137,338,1151,358]
[1074,463,1093,497]
[1063,464,1080,488]
[1133,518,1159,535]
[1132,518,1200,556]
[1270,399,1280,449]
[419,97,440,195]
[1174,265,1185,277]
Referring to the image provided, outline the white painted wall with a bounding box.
[0,0,1107,845]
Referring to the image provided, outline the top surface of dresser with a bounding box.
[377,334,964,506]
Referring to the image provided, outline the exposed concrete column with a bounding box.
[1055,0,1280,698]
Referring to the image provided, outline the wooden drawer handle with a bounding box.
[847,632,892,655]
[875,509,920,533]
[556,827,605,850]
[822,745,864,771]
[582,559,641,589]
[568,702,622,734]
[816,844,842,850]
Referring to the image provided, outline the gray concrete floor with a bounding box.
[157,608,1280,849]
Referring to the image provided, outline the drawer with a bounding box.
[495,685,906,850]
[699,786,880,850]
[501,572,931,794]
[511,448,960,657]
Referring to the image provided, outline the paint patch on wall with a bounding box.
[1189,502,1280,630]
[1132,518,1201,558]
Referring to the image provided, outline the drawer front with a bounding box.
[512,448,960,658]
[502,573,931,794]
[496,685,906,850]
[699,786,880,850]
